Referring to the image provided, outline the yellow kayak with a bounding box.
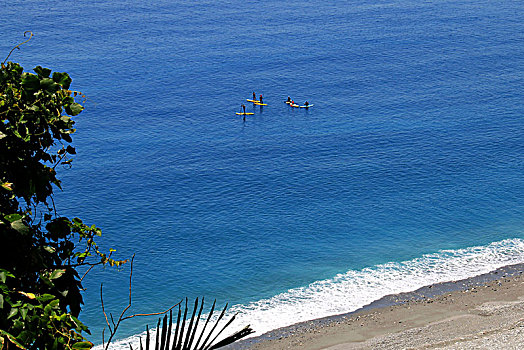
[236,112,254,115]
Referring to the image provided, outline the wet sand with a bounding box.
[228,263,524,349]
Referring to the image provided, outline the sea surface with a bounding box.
[2,0,523,347]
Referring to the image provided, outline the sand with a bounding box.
[228,264,524,349]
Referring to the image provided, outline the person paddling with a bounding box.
[286,96,291,103]
[259,94,263,104]
[241,104,246,114]
[304,101,309,107]
[252,92,256,101]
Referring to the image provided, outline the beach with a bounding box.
[231,264,524,349]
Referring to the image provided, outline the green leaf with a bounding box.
[20,307,28,320]
[37,294,56,302]
[34,66,52,78]
[0,294,4,309]
[67,102,84,116]
[4,213,22,223]
[72,341,93,350]
[49,269,65,280]
[44,303,52,316]
[52,71,72,89]
[21,73,40,92]
[0,269,14,283]
[8,307,18,319]
[40,78,59,93]
[11,219,30,235]
[44,246,56,254]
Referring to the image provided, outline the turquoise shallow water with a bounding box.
[2,0,523,345]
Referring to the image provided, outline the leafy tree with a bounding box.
[0,36,126,350]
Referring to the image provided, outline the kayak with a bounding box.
[290,104,300,108]
[300,104,313,108]
[247,99,260,103]
[254,102,267,106]
[236,112,254,115]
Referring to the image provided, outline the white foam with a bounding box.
[100,238,524,349]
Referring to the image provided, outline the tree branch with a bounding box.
[3,31,33,64]
[101,255,181,350]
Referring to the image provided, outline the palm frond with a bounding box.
[130,298,254,350]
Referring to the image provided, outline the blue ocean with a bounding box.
[2,0,523,346]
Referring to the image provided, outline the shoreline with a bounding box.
[227,263,524,349]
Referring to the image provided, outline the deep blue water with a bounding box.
[2,0,523,345]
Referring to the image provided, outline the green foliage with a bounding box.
[0,59,126,349]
